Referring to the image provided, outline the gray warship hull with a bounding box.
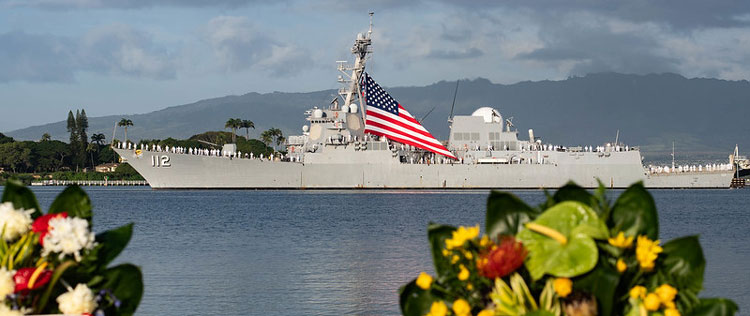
[114,148,733,189]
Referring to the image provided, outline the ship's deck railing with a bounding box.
[31,180,149,186]
[449,143,638,153]
[646,163,734,174]
[114,142,298,162]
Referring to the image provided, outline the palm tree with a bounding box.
[86,143,98,169]
[40,133,51,142]
[262,127,284,150]
[117,119,134,144]
[260,130,273,147]
[240,120,255,140]
[225,118,242,143]
[91,133,106,145]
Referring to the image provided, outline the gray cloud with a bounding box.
[2,0,279,9]
[435,0,750,30]
[205,16,311,77]
[79,24,176,79]
[519,18,680,75]
[427,47,483,59]
[0,25,176,83]
[0,31,76,83]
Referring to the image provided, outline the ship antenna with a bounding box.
[419,106,437,123]
[614,129,619,146]
[111,121,117,146]
[368,12,374,38]
[449,80,459,123]
[672,141,675,171]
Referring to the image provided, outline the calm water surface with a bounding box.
[25,187,749,315]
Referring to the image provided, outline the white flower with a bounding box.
[0,202,33,241]
[56,284,98,315]
[42,216,96,262]
[0,268,14,301]
[0,304,26,316]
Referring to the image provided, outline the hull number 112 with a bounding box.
[151,155,171,167]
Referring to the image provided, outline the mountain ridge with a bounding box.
[6,72,750,155]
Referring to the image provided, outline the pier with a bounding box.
[31,180,149,186]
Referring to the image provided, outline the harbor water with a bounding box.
[24,187,750,315]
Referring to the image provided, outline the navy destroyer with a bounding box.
[113,15,735,189]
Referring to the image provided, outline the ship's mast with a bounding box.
[337,13,373,116]
[672,141,675,171]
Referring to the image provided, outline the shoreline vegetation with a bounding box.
[1,114,283,185]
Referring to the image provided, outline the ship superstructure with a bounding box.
[113,15,735,189]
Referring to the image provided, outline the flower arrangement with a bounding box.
[0,180,142,315]
[400,182,738,316]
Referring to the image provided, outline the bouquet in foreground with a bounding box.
[400,182,737,316]
[0,180,142,315]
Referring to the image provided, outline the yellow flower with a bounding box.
[426,301,448,316]
[636,235,663,271]
[445,225,480,250]
[553,278,572,298]
[466,283,474,291]
[452,255,460,264]
[416,272,433,290]
[664,300,676,309]
[452,298,471,316]
[655,284,678,303]
[664,308,681,316]
[463,251,473,260]
[477,309,494,316]
[442,249,450,257]
[479,235,492,247]
[644,293,661,311]
[629,286,647,299]
[608,232,634,248]
[616,258,627,273]
[458,264,470,281]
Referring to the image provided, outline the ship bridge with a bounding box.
[449,107,527,152]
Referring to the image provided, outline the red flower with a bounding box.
[477,236,527,279]
[14,267,52,292]
[31,212,67,245]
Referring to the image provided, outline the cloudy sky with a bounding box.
[2,0,750,131]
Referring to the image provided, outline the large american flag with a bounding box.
[360,72,456,159]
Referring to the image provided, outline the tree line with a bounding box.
[0,109,117,174]
[224,118,285,150]
[1,113,288,183]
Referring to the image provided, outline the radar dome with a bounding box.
[302,125,309,132]
[349,103,359,113]
[471,107,502,123]
[313,109,324,118]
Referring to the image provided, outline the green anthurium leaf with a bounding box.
[399,279,441,316]
[1,179,42,218]
[94,223,134,270]
[659,236,705,294]
[101,264,143,316]
[428,223,456,277]
[573,259,620,316]
[486,191,539,239]
[553,182,594,206]
[608,182,658,239]
[688,298,738,316]
[517,201,608,280]
[49,185,92,222]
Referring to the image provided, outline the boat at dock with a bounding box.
[113,15,736,189]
